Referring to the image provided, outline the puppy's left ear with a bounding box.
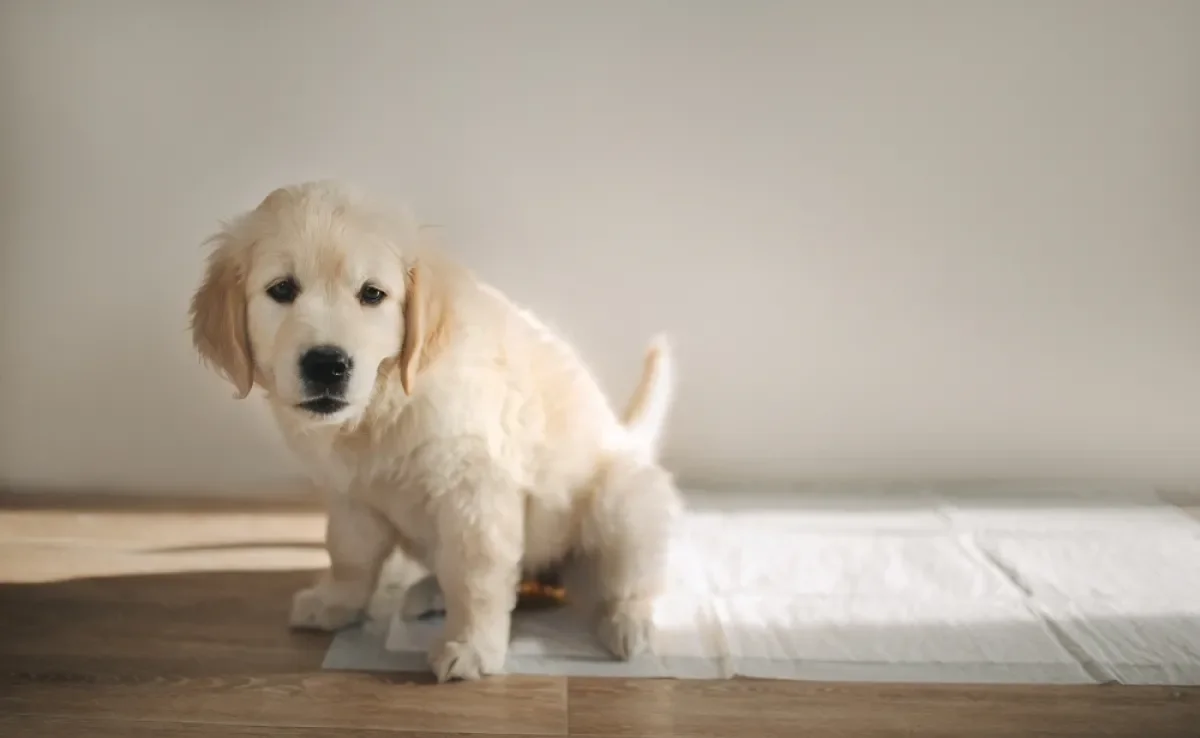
[189,236,255,399]
[398,264,425,396]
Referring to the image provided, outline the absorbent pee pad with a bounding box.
[323,488,1200,684]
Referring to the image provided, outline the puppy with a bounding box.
[188,181,681,681]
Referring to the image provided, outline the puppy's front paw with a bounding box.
[596,606,654,660]
[290,585,364,631]
[428,637,506,683]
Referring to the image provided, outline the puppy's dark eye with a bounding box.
[266,277,299,304]
[358,284,386,306]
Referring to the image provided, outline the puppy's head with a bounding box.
[189,181,427,425]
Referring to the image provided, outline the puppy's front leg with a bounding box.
[427,472,522,682]
[290,495,395,631]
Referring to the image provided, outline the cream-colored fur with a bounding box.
[189,181,681,682]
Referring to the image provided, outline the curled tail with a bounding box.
[621,334,675,454]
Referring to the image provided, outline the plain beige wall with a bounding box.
[2,0,1199,494]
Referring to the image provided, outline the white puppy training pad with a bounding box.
[323,489,1200,684]
[971,530,1200,684]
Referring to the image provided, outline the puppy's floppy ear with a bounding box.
[189,234,255,399]
[398,264,425,396]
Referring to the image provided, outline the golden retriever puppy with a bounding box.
[189,181,680,681]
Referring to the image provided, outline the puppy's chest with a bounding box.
[283,430,391,501]
[282,433,352,496]
[323,436,440,532]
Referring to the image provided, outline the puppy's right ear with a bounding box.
[189,233,255,399]
[398,264,426,396]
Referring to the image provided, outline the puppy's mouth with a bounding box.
[297,397,350,416]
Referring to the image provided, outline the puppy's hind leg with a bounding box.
[580,457,681,660]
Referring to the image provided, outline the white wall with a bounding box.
[2,0,1199,494]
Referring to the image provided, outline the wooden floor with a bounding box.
[1,493,1198,737]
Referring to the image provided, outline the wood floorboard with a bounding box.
[0,715,564,737]
[0,671,569,736]
[568,677,1200,737]
[2,492,1198,737]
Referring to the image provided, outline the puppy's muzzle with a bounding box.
[298,345,352,415]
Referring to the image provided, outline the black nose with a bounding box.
[299,345,352,389]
